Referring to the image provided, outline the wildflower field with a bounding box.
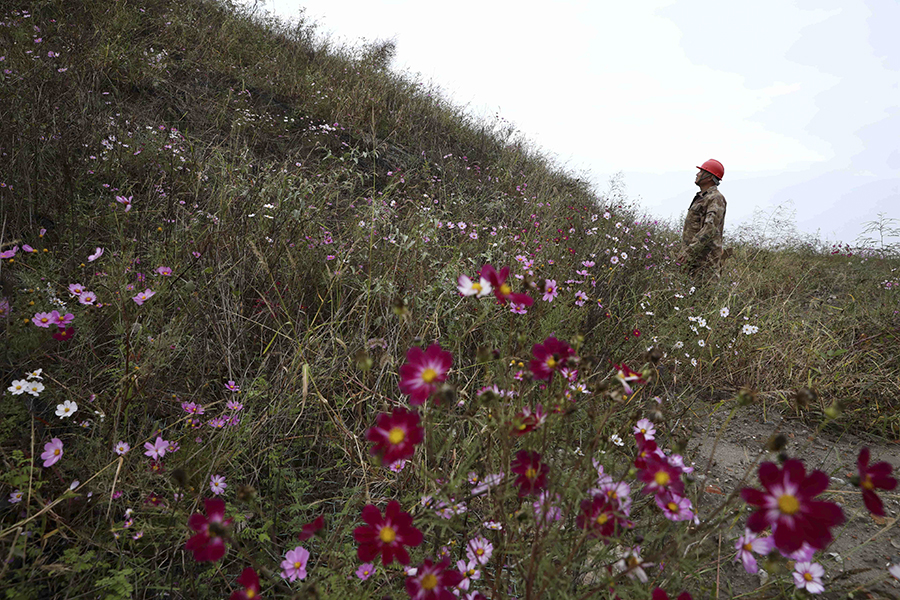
[1,0,899,598]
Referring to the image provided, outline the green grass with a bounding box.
[1,0,899,598]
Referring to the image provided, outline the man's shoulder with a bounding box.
[705,186,726,204]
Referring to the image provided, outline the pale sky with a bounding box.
[243,0,899,245]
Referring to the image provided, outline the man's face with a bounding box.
[695,170,706,185]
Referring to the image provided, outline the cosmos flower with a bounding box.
[185,498,231,562]
[733,529,774,575]
[398,344,452,405]
[41,438,64,467]
[353,500,423,566]
[740,459,844,553]
[457,274,492,298]
[855,447,897,517]
[511,450,549,497]
[404,558,463,600]
[366,407,424,464]
[280,546,309,582]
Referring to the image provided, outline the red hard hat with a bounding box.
[696,159,724,180]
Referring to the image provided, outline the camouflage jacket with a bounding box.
[681,185,727,273]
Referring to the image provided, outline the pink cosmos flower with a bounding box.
[143,436,169,460]
[405,558,463,600]
[655,491,695,522]
[509,302,527,314]
[155,266,172,276]
[542,279,558,302]
[32,311,55,328]
[614,363,645,395]
[132,288,155,305]
[457,274,492,298]
[52,311,75,327]
[398,344,452,405]
[634,418,656,440]
[68,283,86,296]
[185,498,231,562]
[466,536,493,565]
[78,291,97,305]
[114,441,130,455]
[356,562,375,581]
[793,561,825,594]
[280,546,310,582]
[87,247,104,262]
[0,246,17,259]
[225,380,240,392]
[116,195,133,211]
[41,437,64,467]
[740,459,845,553]
[734,529,774,574]
[210,475,227,495]
[638,456,685,497]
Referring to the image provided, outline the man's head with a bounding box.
[695,159,724,189]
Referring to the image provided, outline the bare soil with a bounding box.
[685,402,900,599]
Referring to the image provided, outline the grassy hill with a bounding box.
[1,0,898,598]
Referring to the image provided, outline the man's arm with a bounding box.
[686,196,726,257]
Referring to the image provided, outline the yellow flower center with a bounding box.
[546,357,557,368]
[421,573,438,590]
[41,318,48,323]
[861,475,874,491]
[743,542,753,552]
[607,490,617,499]
[247,590,256,599]
[640,428,646,433]
[667,502,678,512]
[777,494,800,515]
[293,561,302,569]
[379,525,396,543]
[472,282,482,292]
[803,572,813,582]
[466,568,475,576]
[596,513,608,525]
[525,467,537,480]
[476,548,484,556]
[388,427,405,445]
[54,449,61,456]
[500,284,512,296]
[421,368,438,384]
[654,471,671,487]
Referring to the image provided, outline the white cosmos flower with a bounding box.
[720,307,730,318]
[27,368,43,380]
[26,381,44,396]
[8,379,28,395]
[56,400,78,418]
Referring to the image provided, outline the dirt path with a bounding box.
[684,402,900,598]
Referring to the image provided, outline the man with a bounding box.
[681,159,727,277]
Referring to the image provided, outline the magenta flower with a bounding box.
[366,407,425,464]
[116,195,133,211]
[634,418,656,440]
[185,498,231,562]
[41,438,64,467]
[68,283,86,296]
[856,447,897,517]
[638,456,685,497]
[0,246,17,259]
[114,441,130,455]
[87,247,104,262]
[480,264,533,306]
[78,291,97,305]
[528,337,575,381]
[32,311,55,328]
[52,327,75,341]
[155,266,172,276]
[465,536,493,565]
[405,558,463,600]
[132,288,155,305]
[356,562,375,581]
[353,500,423,566]
[280,546,310,582]
[398,343,452,405]
[734,529,774,575]
[225,380,240,392]
[143,436,169,460]
[741,459,845,553]
[210,475,227,495]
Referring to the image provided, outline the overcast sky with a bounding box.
[243,0,899,246]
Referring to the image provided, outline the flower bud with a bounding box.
[736,387,758,406]
[793,387,817,410]
[766,434,787,453]
[824,400,844,420]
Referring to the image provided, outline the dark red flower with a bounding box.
[740,459,845,553]
[633,433,663,470]
[637,456,685,497]
[576,495,628,540]
[229,567,260,600]
[185,498,232,562]
[652,589,692,600]
[511,450,549,497]
[353,500,423,566]
[510,404,546,436]
[398,344,452,405]
[297,515,325,541]
[52,326,75,341]
[855,447,897,517]
[366,407,424,464]
[405,558,464,600]
[480,264,533,307]
[528,337,575,381]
